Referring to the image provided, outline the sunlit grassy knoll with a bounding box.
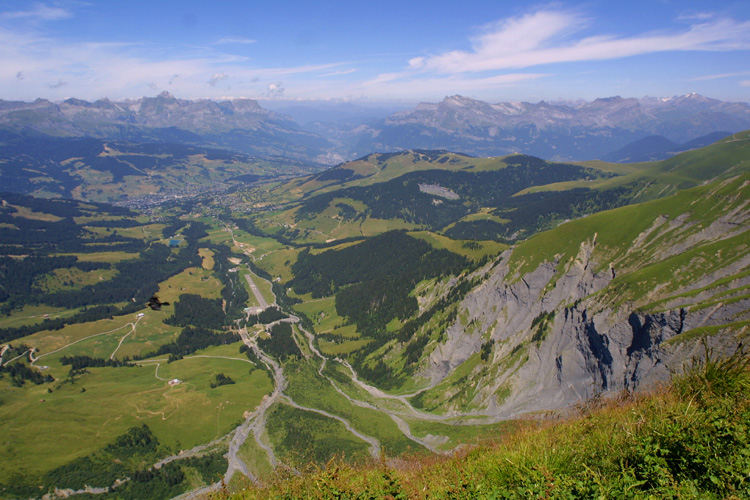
[254,247,300,282]
[198,248,215,270]
[460,209,511,224]
[576,159,652,176]
[0,343,272,483]
[359,217,418,236]
[228,227,287,258]
[23,311,179,370]
[309,240,363,255]
[292,298,366,355]
[8,204,63,221]
[32,266,119,293]
[0,304,81,329]
[513,177,610,195]
[205,226,234,245]
[233,350,750,500]
[408,231,507,261]
[293,297,345,334]
[114,316,181,360]
[157,266,223,302]
[24,314,144,364]
[63,250,140,263]
[73,215,131,225]
[318,338,370,357]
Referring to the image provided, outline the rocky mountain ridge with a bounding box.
[0,92,334,163]
[349,93,750,160]
[2,93,749,165]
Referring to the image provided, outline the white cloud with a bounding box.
[315,68,358,78]
[690,71,750,81]
[411,9,750,74]
[2,3,72,21]
[208,73,229,87]
[215,37,257,45]
[266,81,285,98]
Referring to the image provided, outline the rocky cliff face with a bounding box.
[420,221,750,418]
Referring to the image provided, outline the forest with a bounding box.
[291,231,470,335]
[0,221,209,341]
[294,155,612,233]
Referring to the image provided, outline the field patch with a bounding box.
[0,342,271,483]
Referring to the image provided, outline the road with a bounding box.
[244,272,272,310]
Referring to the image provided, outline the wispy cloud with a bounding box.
[215,37,257,45]
[690,71,750,81]
[358,72,549,100]
[407,9,750,74]
[48,79,67,88]
[315,68,358,78]
[2,3,72,21]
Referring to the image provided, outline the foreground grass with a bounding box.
[228,348,749,499]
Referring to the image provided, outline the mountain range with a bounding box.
[346,93,750,160]
[1,93,749,173]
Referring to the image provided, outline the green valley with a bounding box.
[1,132,749,499]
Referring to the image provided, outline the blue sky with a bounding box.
[1,0,749,103]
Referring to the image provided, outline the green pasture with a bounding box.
[0,305,81,330]
[238,432,274,479]
[318,338,370,357]
[283,360,420,457]
[205,227,234,245]
[24,311,179,369]
[293,298,345,334]
[227,228,287,259]
[8,204,63,222]
[266,402,372,468]
[0,343,272,483]
[32,266,120,293]
[254,247,299,282]
[65,251,140,263]
[408,231,507,261]
[157,266,223,303]
[198,248,215,270]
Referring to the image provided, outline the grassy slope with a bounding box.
[508,172,750,311]
[231,351,750,499]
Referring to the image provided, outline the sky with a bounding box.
[1,0,749,104]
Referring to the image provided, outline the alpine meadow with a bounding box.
[1,1,750,499]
